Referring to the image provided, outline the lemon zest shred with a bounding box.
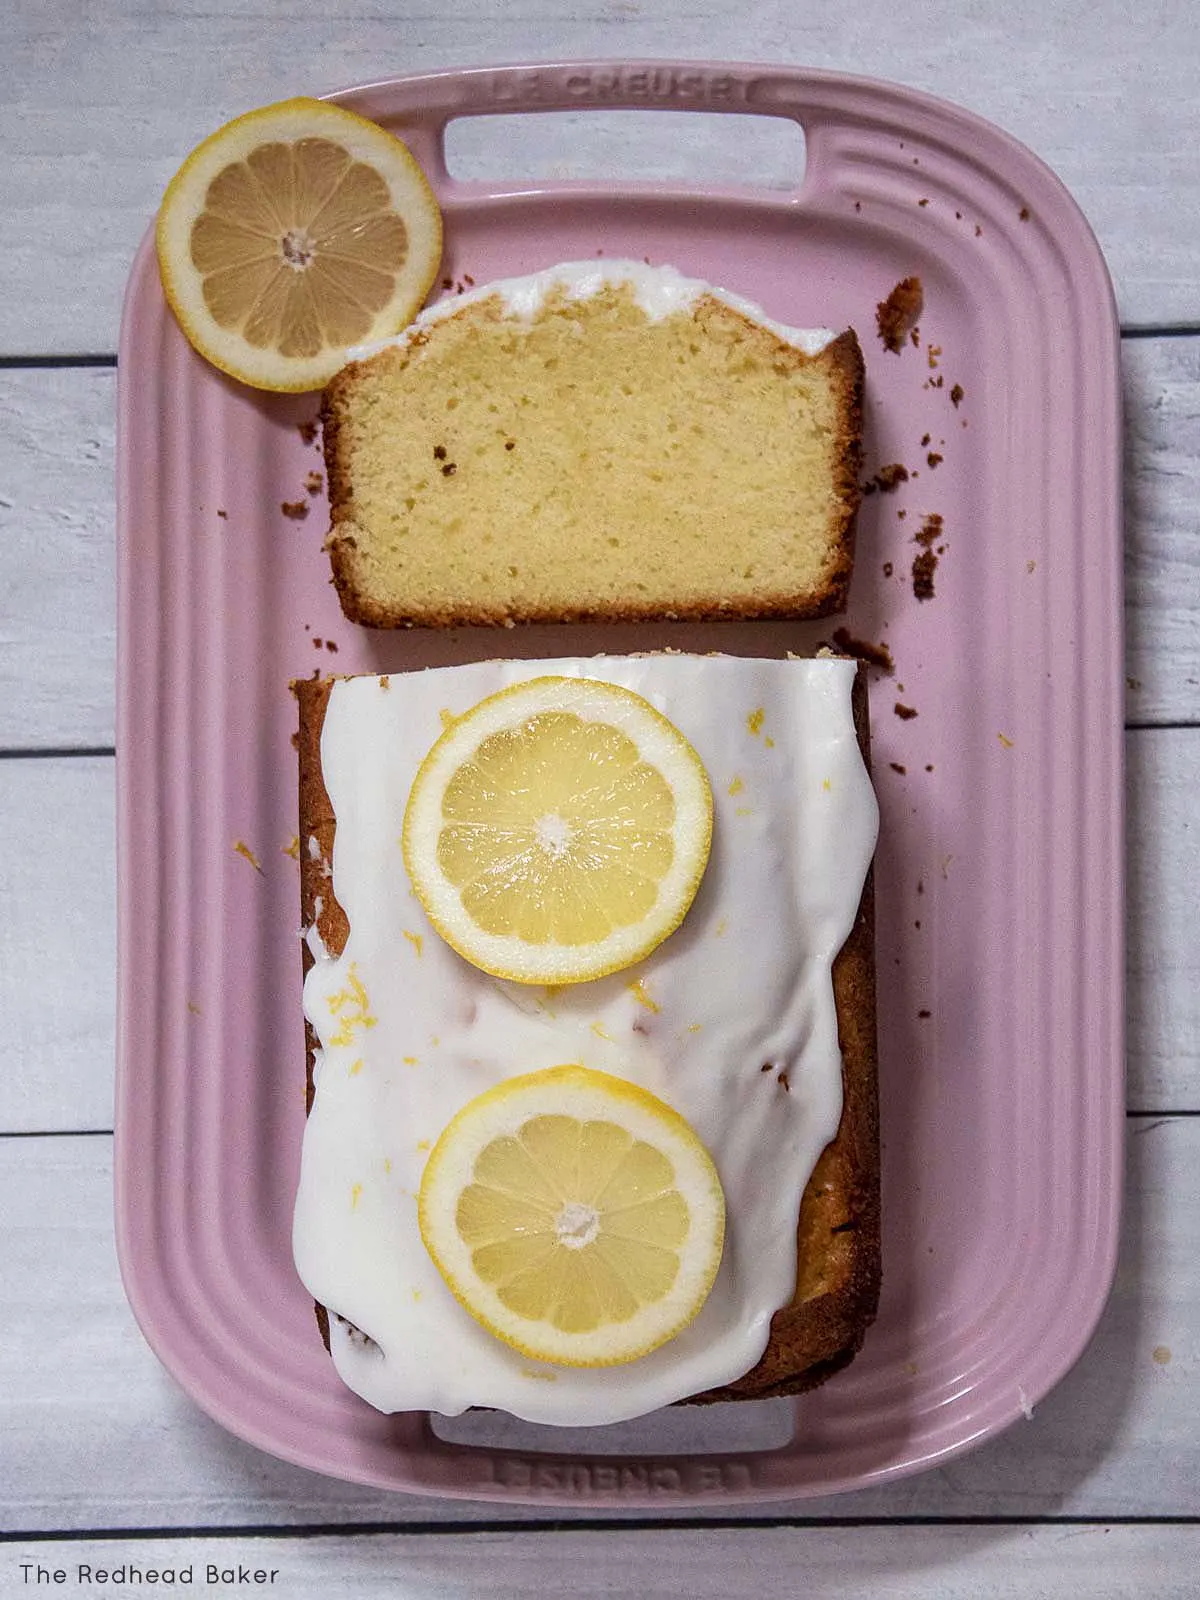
[233,839,264,874]
[627,978,661,1014]
[327,965,378,1047]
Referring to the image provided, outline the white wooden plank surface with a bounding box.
[0,368,115,751]
[5,1525,1200,1600]
[1,1117,1194,1529]
[1123,338,1200,727]
[0,759,114,1133]
[4,0,1199,356]
[1,338,1196,753]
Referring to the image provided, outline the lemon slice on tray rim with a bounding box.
[155,97,443,392]
[418,1064,726,1366]
[402,675,714,986]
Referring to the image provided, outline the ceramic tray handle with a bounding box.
[403,1417,779,1505]
[333,58,865,189]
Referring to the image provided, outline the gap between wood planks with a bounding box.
[2,1514,1199,1543]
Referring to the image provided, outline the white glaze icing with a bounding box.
[348,259,836,361]
[292,655,877,1425]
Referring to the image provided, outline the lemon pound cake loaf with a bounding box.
[293,655,880,1423]
[321,262,864,628]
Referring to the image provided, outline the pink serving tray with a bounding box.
[114,60,1124,1506]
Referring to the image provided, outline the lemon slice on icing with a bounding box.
[402,676,713,985]
[155,97,442,392]
[418,1065,726,1366]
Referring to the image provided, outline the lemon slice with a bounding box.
[402,676,713,985]
[155,98,443,392]
[418,1064,726,1366]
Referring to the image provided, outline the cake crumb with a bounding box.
[918,1008,932,1019]
[889,762,907,775]
[876,276,924,352]
[281,499,309,520]
[1027,559,1037,574]
[187,1000,202,1016]
[233,839,264,874]
[283,836,301,860]
[927,452,943,469]
[895,702,919,720]
[1019,206,1031,221]
[216,508,228,520]
[403,930,424,957]
[912,513,945,602]
[305,470,324,494]
[1153,1345,1172,1365]
[872,462,910,493]
[831,626,895,674]
[912,550,937,599]
[927,344,942,370]
[998,732,1014,748]
[950,383,965,407]
[297,419,318,445]
[883,561,894,577]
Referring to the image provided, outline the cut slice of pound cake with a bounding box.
[321,262,864,628]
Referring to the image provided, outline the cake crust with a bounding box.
[294,664,879,1401]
